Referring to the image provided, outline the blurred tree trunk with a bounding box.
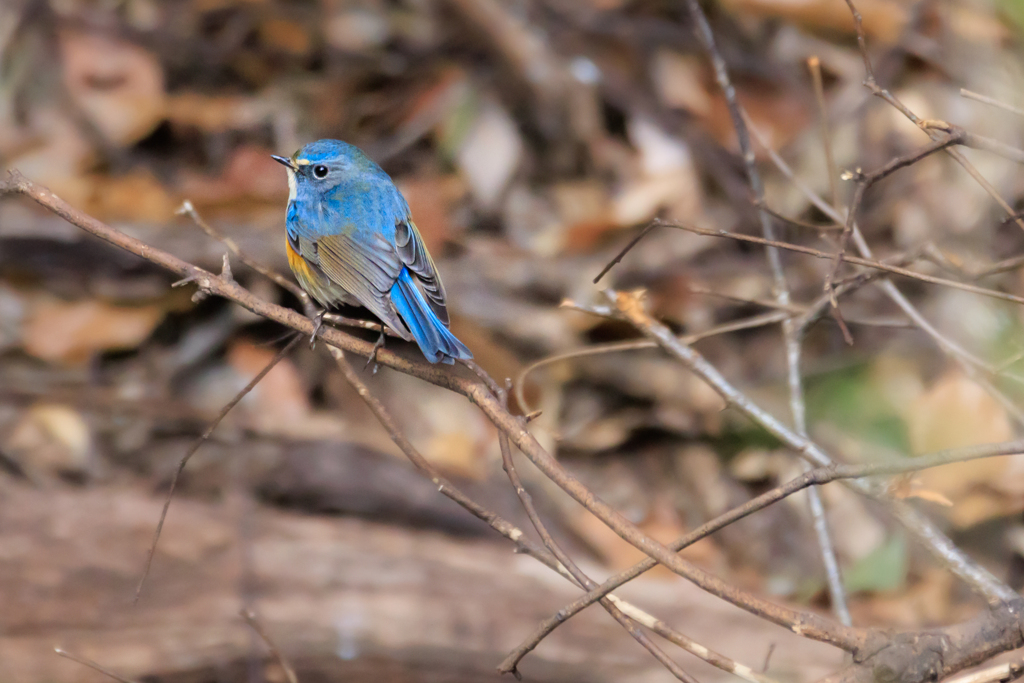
[0,481,841,683]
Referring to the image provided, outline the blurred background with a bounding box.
[3,0,1024,681]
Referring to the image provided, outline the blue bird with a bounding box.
[272,139,473,364]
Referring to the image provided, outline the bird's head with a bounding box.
[272,139,379,199]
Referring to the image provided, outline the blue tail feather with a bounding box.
[390,268,473,364]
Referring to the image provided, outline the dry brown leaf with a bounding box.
[4,404,93,481]
[704,83,812,157]
[60,29,166,147]
[820,482,888,562]
[554,180,617,252]
[397,174,465,252]
[613,116,701,226]
[23,296,165,365]
[908,370,1021,527]
[259,18,312,56]
[615,289,648,320]
[651,50,712,116]
[325,8,390,51]
[571,496,721,575]
[165,93,272,133]
[868,354,925,419]
[503,185,564,256]
[81,172,180,223]
[612,170,701,226]
[401,67,469,136]
[717,0,909,42]
[226,340,311,432]
[853,568,966,627]
[178,145,290,209]
[887,475,954,507]
[412,387,494,479]
[3,110,96,202]
[455,98,523,210]
[908,371,1013,454]
[946,3,1011,43]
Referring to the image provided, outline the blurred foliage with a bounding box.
[3,0,1024,678]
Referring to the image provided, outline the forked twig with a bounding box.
[608,288,1016,603]
[823,133,964,300]
[177,200,310,307]
[502,372,778,682]
[327,346,557,567]
[495,388,702,683]
[841,0,1024,234]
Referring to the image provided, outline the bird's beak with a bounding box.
[271,155,299,171]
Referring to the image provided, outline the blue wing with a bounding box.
[309,219,472,363]
[390,268,473,364]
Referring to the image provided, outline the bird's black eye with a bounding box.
[312,164,329,179]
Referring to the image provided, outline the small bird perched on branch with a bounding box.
[272,139,473,365]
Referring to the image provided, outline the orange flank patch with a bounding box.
[285,238,318,296]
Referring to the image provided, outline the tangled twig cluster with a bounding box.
[9,0,1024,680]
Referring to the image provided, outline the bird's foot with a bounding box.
[309,310,326,349]
[365,329,386,373]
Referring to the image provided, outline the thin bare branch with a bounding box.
[608,287,1017,604]
[961,88,1024,118]
[177,200,311,308]
[824,133,964,301]
[495,393,702,683]
[840,0,1024,234]
[241,609,300,683]
[335,347,760,682]
[55,648,138,683]
[943,656,1024,683]
[516,416,1024,659]
[743,110,996,374]
[828,2,1024,433]
[594,222,658,284]
[802,50,851,624]
[136,333,302,601]
[514,310,788,414]
[10,171,1023,681]
[808,55,841,211]
[659,220,1024,308]
[326,346,560,571]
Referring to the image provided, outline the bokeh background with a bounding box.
[3,0,1024,681]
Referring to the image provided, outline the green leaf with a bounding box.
[843,532,907,594]
[805,364,909,453]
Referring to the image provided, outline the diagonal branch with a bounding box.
[608,287,1017,605]
[0,171,863,652]
[15,169,1024,682]
[332,347,763,682]
[495,401,703,683]
[513,436,1024,654]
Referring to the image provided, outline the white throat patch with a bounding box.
[286,168,297,203]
